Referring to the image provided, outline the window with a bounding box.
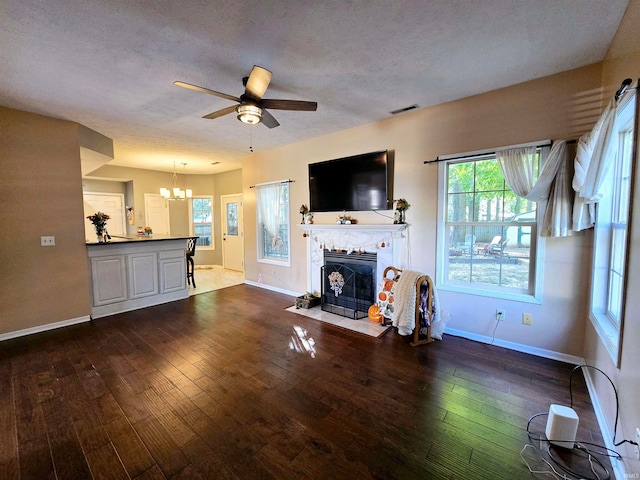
[590,92,635,363]
[256,181,290,265]
[190,196,213,248]
[437,148,545,302]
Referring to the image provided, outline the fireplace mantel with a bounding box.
[297,223,409,294]
[298,224,406,232]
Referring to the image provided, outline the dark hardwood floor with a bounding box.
[0,284,608,479]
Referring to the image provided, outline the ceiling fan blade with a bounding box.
[260,99,318,111]
[202,105,238,120]
[261,109,280,129]
[244,65,272,100]
[174,81,240,103]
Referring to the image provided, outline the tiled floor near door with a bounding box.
[188,265,244,296]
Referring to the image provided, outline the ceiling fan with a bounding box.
[175,65,317,128]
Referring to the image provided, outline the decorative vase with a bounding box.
[394,210,406,224]
[96,230,104,243]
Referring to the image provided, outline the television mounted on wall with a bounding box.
[308,150,392,212]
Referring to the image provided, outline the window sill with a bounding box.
[588,312,619,366]
[438,283,542,304]
[258,258,291,267]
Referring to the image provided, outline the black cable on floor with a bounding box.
[569,365,638,449]
[522,364,639,479]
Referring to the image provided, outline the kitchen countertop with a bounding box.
[86,234,195,246]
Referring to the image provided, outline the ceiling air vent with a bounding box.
[389,104,419,115]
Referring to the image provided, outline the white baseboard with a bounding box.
[0,315,91,342]
[582,369,629,480]
[444,327,585,365]
[244,280,301,298]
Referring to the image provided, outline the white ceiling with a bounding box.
[0,0,630,174]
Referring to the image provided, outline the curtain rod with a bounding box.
[249,179,295,189]
[423,139,580,165]
[615,78,633,101]
[423,141,553,165]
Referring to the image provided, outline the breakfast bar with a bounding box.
[86,235,193,319]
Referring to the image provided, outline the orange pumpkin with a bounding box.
[368,305,382,323]
[378,292,387,301]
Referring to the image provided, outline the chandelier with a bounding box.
[160,162,192,200]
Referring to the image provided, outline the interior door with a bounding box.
[144,194,170,234]
[221,194,244,272]
[83,193,126,241]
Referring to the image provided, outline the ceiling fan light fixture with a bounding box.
[237,104,262,125]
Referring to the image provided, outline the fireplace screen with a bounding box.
[320,257,375,319]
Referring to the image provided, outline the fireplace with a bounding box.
[298,223,409,302]
[321,251,376,319]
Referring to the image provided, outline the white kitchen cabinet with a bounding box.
[127,252,159,299]
[159,249,187,293]
[87,236,190,319]
[90,255,127,306]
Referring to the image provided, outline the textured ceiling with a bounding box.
[0,0,630,174]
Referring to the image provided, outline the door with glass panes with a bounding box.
[221,194,244,272]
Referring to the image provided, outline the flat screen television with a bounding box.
[308,150,392,212]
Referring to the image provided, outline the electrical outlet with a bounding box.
[635,428,640,460]
[40,236,55,246]
[496,309,505,321]
[522,313,533,325]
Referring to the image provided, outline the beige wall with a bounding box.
[0,106,91,335]
[582,0,640,472]
[82,178,127,194]
[242,63,603,358]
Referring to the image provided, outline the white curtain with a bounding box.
[496,140,572,237]
[256,182,283,248]
[496,145,538,197]
[572,98,618,231]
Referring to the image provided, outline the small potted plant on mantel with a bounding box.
[299,204,309,224]
[394,198,410,224]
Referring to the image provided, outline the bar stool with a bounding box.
[186,237,197,287]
